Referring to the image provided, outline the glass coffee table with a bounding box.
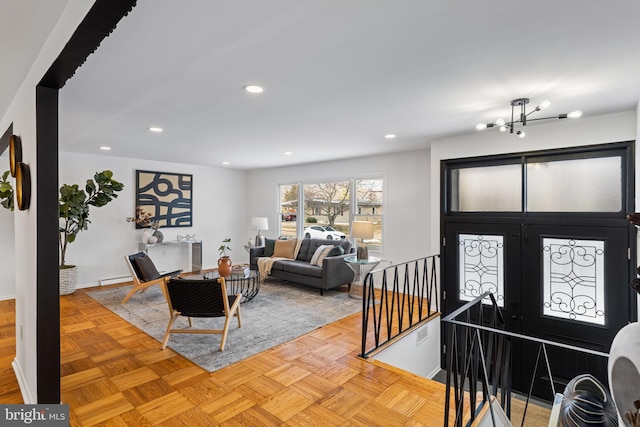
[204,269,260,303]
[344,256,381,299]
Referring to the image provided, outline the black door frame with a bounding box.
[439,141,637,373]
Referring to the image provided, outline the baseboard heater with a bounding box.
[99,275,132,286]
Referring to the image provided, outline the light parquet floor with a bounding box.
[0,284,550,426]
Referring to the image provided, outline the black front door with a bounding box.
[443,220,632,397]
[521,224,631,398]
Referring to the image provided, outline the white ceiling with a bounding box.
[8,1,640,170]
[0,0,70,129]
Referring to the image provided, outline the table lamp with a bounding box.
[351,221,374,261]
[251,217,269,246]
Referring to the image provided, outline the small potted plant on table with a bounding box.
[218,238,232,277]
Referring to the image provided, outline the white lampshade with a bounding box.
[251,217,269,231]
[351,221,373,239]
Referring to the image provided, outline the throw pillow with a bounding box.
[273,238,298,259]
[310,245,329,265]
[132,255,161,281]
[327,245,344,257]
[311,245,334,266]
[264,238,275,257]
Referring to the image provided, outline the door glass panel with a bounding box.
[542,238,605,325]
[451,164,521,212]
[527,156,621,212]
[458,234,505,307]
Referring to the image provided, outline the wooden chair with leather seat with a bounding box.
[122,252,182,304]
[161,277,242,351]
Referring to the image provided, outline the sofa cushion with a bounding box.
[310,245,333,266]
[296,238,312,261]
[273,238,297,258]
[263,238,275,257]
[327,245,344,257]
[302,239,351,262]
[278,260,323,278]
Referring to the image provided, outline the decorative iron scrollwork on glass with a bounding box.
[458,234,505,307]
[542,238,605,325]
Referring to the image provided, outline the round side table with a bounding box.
[344,256,381,299]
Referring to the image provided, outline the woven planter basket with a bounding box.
[59,266,78,295]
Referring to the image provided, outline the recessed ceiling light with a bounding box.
[243,85,264,94]
[148,127,163,132]
[222,161,230,165]
[283,151,292,155]
[384,134,396,139]
[99,146,111,151]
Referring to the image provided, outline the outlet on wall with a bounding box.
[416,325,429,345]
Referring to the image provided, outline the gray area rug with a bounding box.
[86,280,361,372]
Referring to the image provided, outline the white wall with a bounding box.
[59,152,248,288]
[246,149,433,265]
[373,316,441,379]
[0,0,97,404]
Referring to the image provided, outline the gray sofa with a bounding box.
[249,238,355,295]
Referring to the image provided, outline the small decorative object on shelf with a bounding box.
[127,206,162,243]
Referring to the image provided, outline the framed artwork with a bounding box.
[135,170,192,228]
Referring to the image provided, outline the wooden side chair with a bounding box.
[161,277,242,351]
[122,252,182,304]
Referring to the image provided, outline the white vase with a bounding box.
[141,228,154,243]
[608,321,640,426]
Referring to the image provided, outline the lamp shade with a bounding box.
[351,221,373,239]
[251,217,269,231]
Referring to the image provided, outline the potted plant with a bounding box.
[126,206,163,243]
[59,170,124,294]
[0,171,14,211]
[217,238,232,277]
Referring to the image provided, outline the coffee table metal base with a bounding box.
[204,269,260,303]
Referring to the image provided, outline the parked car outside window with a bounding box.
[303,225,346,240]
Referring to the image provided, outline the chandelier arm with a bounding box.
[525,115,564,123]
[524,107,541,118]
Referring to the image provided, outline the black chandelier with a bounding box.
[476,98,582,138]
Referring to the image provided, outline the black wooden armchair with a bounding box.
[122,252,182,304]
[161,277,242,351]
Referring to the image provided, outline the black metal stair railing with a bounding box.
[360,254,440,358]
[442,292,610,427]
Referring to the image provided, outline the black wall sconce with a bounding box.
[15,162,31,211]
[9,135,22,177]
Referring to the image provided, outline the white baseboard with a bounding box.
[12,358,34,404]
[98,275,132,286]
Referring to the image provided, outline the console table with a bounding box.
[138,240,202,273]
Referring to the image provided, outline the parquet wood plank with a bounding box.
[285,402,350,427]
[109,366,160,391]
[199,390,255,423]
[136,391,195,424]
[224,405,283,427]
[0,289,552,426]
[72,392,135,425]
[258,388,315,422]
